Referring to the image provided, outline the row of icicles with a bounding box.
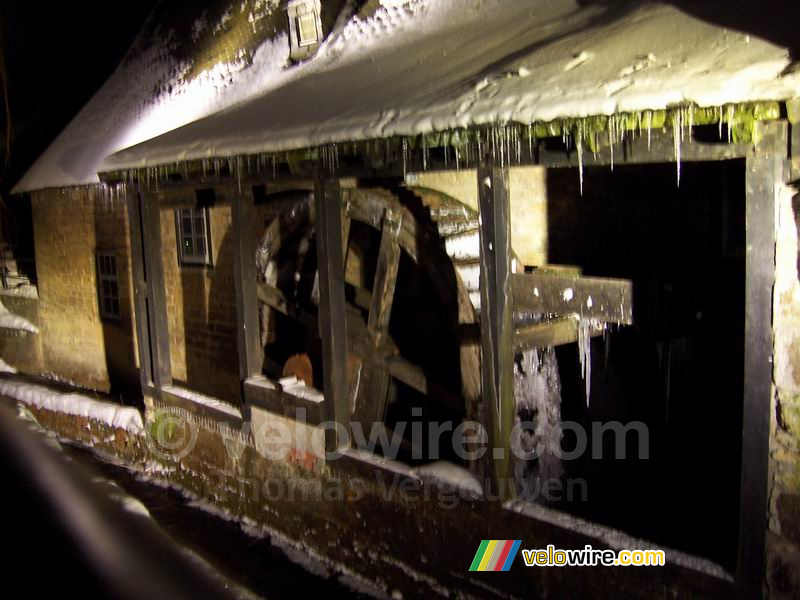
[113,102,779,197]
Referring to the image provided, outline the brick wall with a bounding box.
[30,187,138,392]
[158,190,240,402]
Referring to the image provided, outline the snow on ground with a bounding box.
[0,358,18,374]
[0,378,144,434]
[103,0,800,170]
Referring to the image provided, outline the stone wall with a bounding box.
[158,190,240,402]
[768,183,800,598]
[29,187,138,392]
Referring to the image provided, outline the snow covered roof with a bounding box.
[15,0,800,193]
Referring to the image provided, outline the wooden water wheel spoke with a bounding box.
[367,209,402,345]
[256,188,483,464]
[257,282,289,315]
[353,209,402,425]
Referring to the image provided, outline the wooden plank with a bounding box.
[366,210,402,345]
[231,186,263,384]
[140,189,172,391]
[478,162,515,499]
[125,186,154,393]
[355,209,403,426]
[513,272,633,324]
[514,317,604,352]
[314,178,350,451]
[737,120,787,599]
[789,98,800,181]
[257,282,289,315]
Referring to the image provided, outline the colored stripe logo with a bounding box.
[469,540,522,571]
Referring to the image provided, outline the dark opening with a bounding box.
[546,159,745,570]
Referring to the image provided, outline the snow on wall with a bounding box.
[0,378,144,434]
[0,297,38,333]
[102,0,800,171]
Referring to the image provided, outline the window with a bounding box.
[296,11,319,46]
[96,252,120,320]
[287,0,323,61]
[176,207,211,265]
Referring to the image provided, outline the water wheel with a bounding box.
[254,187,482,465]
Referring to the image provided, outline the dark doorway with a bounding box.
[547,160,745,570]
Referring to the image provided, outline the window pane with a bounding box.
[182,237,195,256]
[109,281,118,298]
[297,12,318,46]
[196,237,206,259]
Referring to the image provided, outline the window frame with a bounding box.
[96,251,121,321]
[175,207,212,267]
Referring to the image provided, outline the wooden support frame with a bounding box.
[512,272,633,324]
[231,186,263,387]
[140,189,173,392]
[126,185,155,394]
[477,162,515,498]
[314,177,350,451]
[737,120,788,598]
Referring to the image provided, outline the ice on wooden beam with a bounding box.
[512,272,633,325]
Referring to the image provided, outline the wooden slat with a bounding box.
[512,272,633,324]
[314,178,350,451]
[125,186,154,393]
[355,209,403,426]
[367,209,402,345]
[514,317,604,352]
[257,282,289,315]
[231,186,263,383]
[737,120,787,599]
[140,189,172,391]
[478,162,515,499]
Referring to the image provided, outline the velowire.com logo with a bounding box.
[469,540,522,572]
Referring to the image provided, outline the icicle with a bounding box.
[444,142,449,167]
[578,318,592,406]
[421,135,428,170]
[673,111,682,186]
[726,105,735,143]
[527,123,533,159]
[646,111,652,150]
[402,138,408,176]
[576,123,584,196]
[608,127,614,171]
[236,157,243,194]
[272,154,277,179]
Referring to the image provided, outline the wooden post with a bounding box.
[231,186,263,387]
[126,185,154,394]
[737,120,787,598]
[478,163,515,499]
[314,178,350,451]
[140,189,172,392]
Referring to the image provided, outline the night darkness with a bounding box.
[0,1,157,196]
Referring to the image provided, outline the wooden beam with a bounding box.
[125,186,154,393]
[314,178,350,451]
[257,282,289,315]
[354,209,403,426]
[514,317,604,352]
[478,162,515,499]
[788,98,800,181]
[513,272,633,324]
[737,120,787,599]
[231,186,263,385]
[140,189,172,391]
